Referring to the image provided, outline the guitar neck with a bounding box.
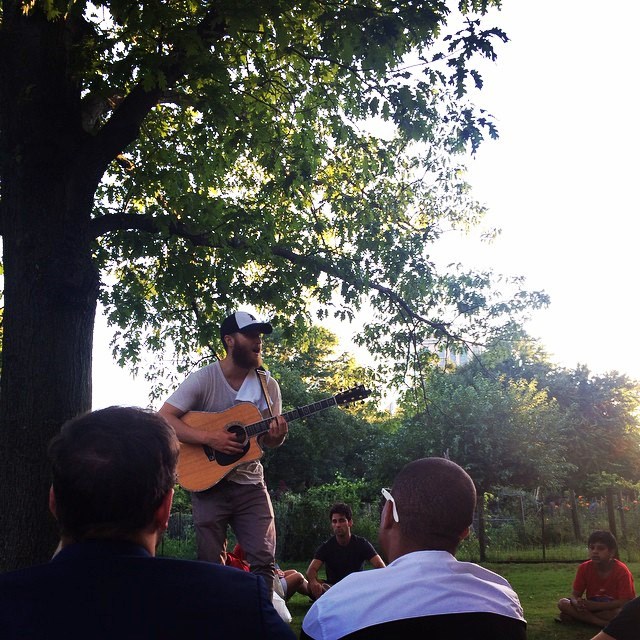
[246,396,339,438]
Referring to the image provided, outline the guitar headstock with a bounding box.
[334,385,372,406]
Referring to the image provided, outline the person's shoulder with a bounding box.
[303,567,526,640]
[613,558,634,574]
[266,372,280,386]
[0,561,51,588]
[168,361,219,398]
[619,596,640,613]
[161,561,295,638]
[152,556,254,579]
[142,558,281,606]
[351,534,376,551]
[315,535,337,553]
[198,361,222,375]
[448,557,517,588]
[180,360,219,378]
[351,534,373,544]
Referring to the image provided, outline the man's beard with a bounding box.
[231,341,262,369]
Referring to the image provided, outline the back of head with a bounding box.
[329,502,352,521]
[48,406,179,541]
[392,457,476,551]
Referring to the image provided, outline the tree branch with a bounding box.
[270,244,453,338]
[88,7,228,174]
[91,212,456,340]
[89,212,220,246]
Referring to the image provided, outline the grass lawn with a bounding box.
[281,561,640,639]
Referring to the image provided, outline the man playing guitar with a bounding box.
[159,311,288,598]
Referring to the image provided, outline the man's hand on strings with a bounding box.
[262,415,288,448]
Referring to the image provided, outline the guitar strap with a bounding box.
[255,367,274,417]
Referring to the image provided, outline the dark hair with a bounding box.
[48,406,179,541]
[329,502,352,521]
[588,530,618,553]
[392,457,476,551]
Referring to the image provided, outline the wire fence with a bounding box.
[459,488,640,563]
[161,487,640,563]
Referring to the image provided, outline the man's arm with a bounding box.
[368,554,386,569]
[257,378,288,449]
[260,415,288,449]
[565,588,586,610]
[159,403,244,454]
[583,598,633,612]
[306,559,327,600]
[591,633,616,640]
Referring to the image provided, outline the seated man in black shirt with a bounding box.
[306,502,385,600]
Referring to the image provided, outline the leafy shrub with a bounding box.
[273,475,382,562]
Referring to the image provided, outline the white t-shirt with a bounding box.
[166,361,282,484]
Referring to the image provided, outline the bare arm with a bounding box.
[261,414,288,449]
[158,402,244,454]
[591,633,616,640]
[369,554,386,569]
[567,589,585,609]
[259,378,288,449]
[306,558,326,599]
[569,588,632,613]
[584,598,633,612]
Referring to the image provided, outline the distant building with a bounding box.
[424,339,479,369]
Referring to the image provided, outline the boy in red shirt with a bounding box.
[557,530,635,627]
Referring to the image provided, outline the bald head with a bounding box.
[391,457,476,552]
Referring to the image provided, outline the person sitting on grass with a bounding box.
[231,542,311,600]
[306,502,385,600]
[557,530,635,628]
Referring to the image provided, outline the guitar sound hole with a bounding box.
[215,425,250,467]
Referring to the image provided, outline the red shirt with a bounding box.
[573,559,635,601]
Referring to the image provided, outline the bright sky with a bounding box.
[92,0,640,409]
[444,0,640,380]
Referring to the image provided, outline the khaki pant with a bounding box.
[191,479,278,596]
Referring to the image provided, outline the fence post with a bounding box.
[569,489,582,541]
[617,489,627,546]
[606,488,618,539]
[535,487,546,562]
[477,493,487,562]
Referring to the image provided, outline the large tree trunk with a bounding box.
[0,3,101,571]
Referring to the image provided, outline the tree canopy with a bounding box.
[84,0,547,382]
[393,331,640,494]
[0,0,550,570]
[373,360,570,493]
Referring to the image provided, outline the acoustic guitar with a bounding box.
[176,385,371,491]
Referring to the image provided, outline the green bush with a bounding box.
[164,483,640,564]
[273,475,382,562]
